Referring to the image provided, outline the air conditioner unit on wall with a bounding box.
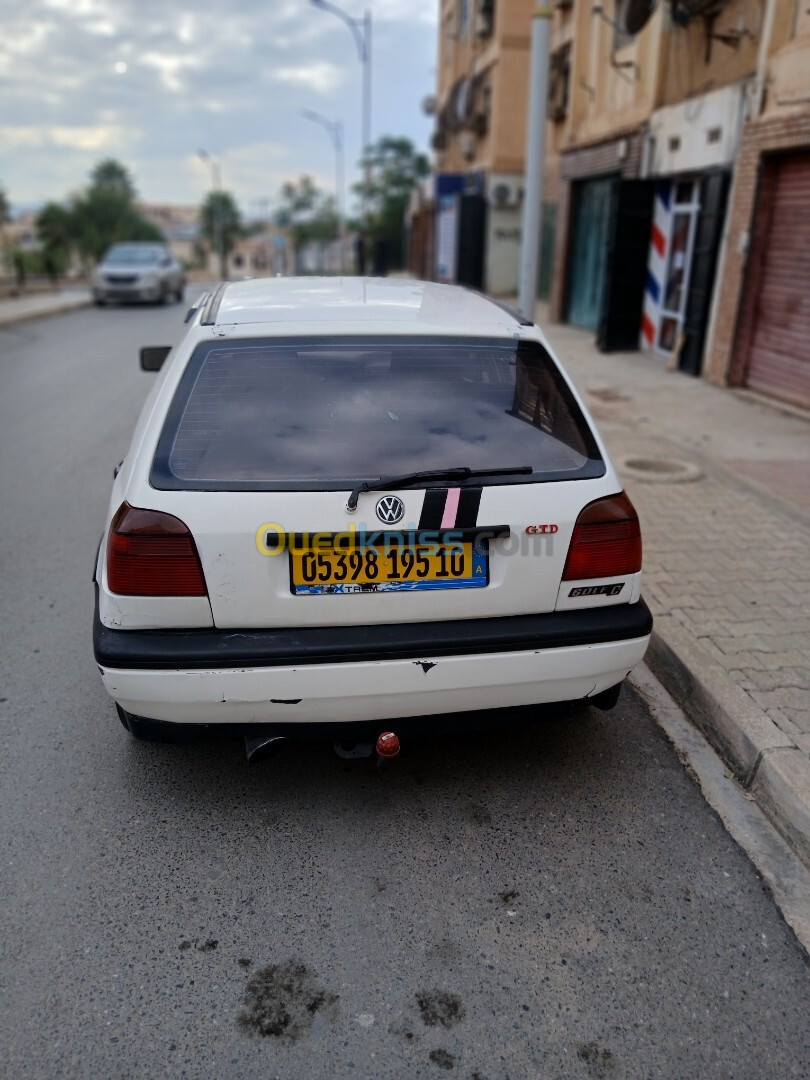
[490,180,522,209]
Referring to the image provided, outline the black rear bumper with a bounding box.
[93,592,652,671]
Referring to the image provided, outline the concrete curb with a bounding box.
[645,617,810,869]
[0,296,92,329]
[629,663,810,954]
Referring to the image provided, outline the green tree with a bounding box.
[199,190,243,279]
[0,186,10,275]
[89,159,136,199]
[355,136,430,269]
[274,176,340,262]
[69,187,163,262]
[61,159,163,264]
[36,201,74,273]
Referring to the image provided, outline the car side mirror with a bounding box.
[140,346,171,371]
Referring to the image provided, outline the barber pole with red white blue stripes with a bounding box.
[641,181,673,350]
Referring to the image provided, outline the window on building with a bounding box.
[548,44,572,122]
[458,0,470,39]
[613,0,634,50]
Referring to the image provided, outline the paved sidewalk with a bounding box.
[536,308,810,867]
[0,288,92,328]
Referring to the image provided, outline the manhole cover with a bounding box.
[588,386,632,403]
[618,456,703,483]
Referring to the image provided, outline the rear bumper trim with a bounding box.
[93,591,652,670]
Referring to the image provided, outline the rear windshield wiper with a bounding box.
[346,466,532,512]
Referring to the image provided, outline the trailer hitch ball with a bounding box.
[376,731,400,768]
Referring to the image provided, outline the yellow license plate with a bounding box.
[290,542,488,595]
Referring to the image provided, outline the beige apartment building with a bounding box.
[429,0,536,294]
[138,203,202,267]
[424,0,809,409]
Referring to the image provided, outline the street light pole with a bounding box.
[518,7,552,321]
[301,109,346,272]
[309,0,372,216]
[197,149,227,280]
[361,9,371,200]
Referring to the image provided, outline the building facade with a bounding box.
[547,0,809,405]
[138,203,202,267]
[430,0,536,295]
[704,1,810,407]
[425,0,809,409]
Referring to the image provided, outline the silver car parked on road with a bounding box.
[93,243,186,306]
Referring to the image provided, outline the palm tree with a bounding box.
[200,191,243,279]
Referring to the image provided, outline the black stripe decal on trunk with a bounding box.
[418,488,448,529]
[455,487,482,529]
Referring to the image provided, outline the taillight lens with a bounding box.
[563,491,642,581]
[106,502,207,596]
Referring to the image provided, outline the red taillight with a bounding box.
[106,503,207,597]
[563,491,642,581]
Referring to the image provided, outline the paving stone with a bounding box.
[539,314,810,861]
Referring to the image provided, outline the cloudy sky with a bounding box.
[1,0,438,216]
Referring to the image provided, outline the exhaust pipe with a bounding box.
[244,733,288,765]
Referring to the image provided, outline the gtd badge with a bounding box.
[376,495,405,524]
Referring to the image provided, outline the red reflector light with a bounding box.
[106,503,207,597]
[563,491,642,581]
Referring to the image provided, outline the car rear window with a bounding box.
[151,336,605,491]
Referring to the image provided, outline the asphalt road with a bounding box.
[1,300,808,1080]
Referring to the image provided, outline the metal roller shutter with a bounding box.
[740,152,810,409]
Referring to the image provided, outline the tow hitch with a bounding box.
[375,731,401,769]
[331,731,402,768]
[245,730,402,766]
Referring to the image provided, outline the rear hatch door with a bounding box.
[147,332,614,629]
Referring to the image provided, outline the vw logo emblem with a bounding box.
[376,495,405,524]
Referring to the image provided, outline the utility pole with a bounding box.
[302,109,347,272]
[310,1,372,219]
[518,6,553,322]
[198,149,227,280]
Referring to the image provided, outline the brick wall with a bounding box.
[705,109,810,386]
[548,127,646,322]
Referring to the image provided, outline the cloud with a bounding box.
[374,0,437,24]
[0,123,131,151]
[272,61,344,94]
[140,51,201,93]
[0,0,437,210]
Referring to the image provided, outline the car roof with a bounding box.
[204,277,529,335]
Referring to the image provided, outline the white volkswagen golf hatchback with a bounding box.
[93,278,651,758]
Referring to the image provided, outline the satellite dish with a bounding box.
[623,0,659,34]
